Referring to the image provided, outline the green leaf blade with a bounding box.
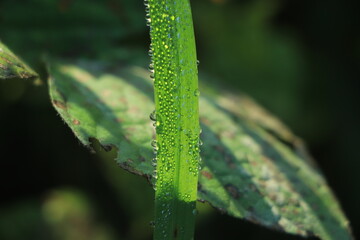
[0,41,37,80]
[147,0,201,238]
[48,60,352,240]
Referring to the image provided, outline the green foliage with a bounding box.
[192,0,305,127]
[0,0,355,239]
[0,42,37,80]
[0,0,143,60]
[48,60,352,240]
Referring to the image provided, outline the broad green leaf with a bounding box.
[0,42,37,80]
[48,60,352,240]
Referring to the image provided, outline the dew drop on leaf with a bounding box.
[194,89,200,97]
[150,110,157,121]
[151,139,158,153]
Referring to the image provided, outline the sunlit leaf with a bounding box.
[48,60,352,240]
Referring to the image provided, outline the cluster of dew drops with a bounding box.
[144,0,201,235]
[145,0,158,179]
[144,0,203,182]
[149,94,203,181]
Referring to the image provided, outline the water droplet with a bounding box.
[152,170,157,180]
[192,209,199,216]
[148,63,154,72]
[194,89,200,97]
[196,60,200,66]
[149,221,155,228]
[150,110,156,121]
[148,49,153,57]
[152,157,157,167]
[154,113,163,133]
[151,140,158,152]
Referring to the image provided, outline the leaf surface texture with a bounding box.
[0,42,37,80]
[48,60,352,240]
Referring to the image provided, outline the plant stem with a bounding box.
[145,0,200,239]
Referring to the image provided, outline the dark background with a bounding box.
[0,0,359,239]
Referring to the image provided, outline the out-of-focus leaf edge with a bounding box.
[0,41,38,80]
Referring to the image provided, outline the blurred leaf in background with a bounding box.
[194,0,306,127]
[0,189,117,240]
[42,189,117,240]
[0,0,147,68]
